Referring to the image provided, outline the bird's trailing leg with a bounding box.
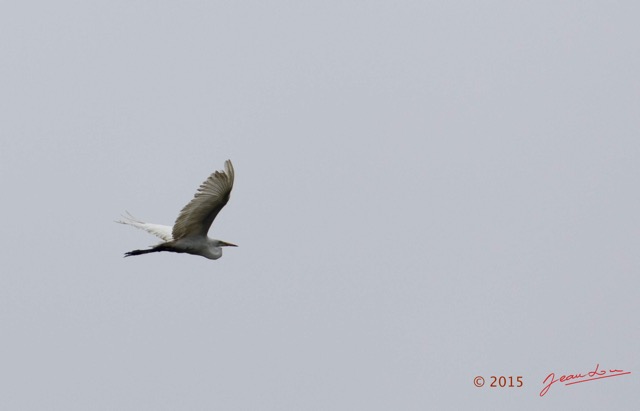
[124,243,178,257]
[124,248,162,257]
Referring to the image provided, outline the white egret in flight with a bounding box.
[117,160,237,259]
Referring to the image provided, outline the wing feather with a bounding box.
[172,160,235,240]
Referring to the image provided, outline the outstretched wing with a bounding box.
[116,212,174,242]
[172,160,235,240]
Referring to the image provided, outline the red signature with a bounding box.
[540,364,631,397]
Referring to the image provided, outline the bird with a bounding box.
[117,160,237,260]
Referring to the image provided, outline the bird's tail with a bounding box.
[116,211,175,242]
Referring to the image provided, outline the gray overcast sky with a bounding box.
[1,1,638,410]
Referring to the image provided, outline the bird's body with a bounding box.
[117,160,237,260]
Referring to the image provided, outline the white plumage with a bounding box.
[117,160,237,260]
